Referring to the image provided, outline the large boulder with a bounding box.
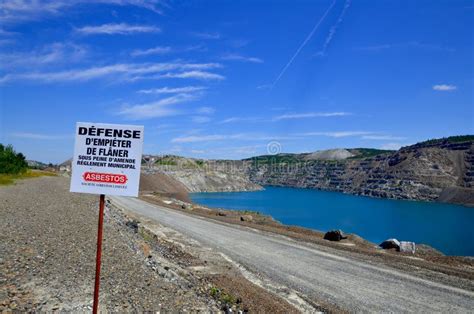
[379,238,401,250]
[240,215,253,222]
[323,230,348,241]
[399,241,416,254]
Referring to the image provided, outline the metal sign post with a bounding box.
[93,194,105,314]
[69,122,144,312]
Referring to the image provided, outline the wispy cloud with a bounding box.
[117,93,197,120]
[297,131,372,138]
[197,106,215,114]
[191,106,214,123]
[354,41,455,53]
[272,0,336,87]
[0,0,164,24]
[273,112,351,121]
[172,134,227,143]
[315,0,351,57]
[0,42,87,68]
[76,23,161,35]
[218,117,263,124]
[172,133,294,143]
[256,84,272,90]
[192,116,211,123]
[0,28,16,36]
[138,86,207,94]
[361,135,406,141]
[1,62,223,84]
[0,39,15,46]
[433,84,457,91]
[221,54,263,63]
[226,39,250,48]
[10,132,72,140]
[191,31,220,40]
[131,46,171,57]
[161,71,225,81]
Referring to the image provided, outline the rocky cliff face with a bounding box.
[141,157,262,193]
[246,139,474,206]
[160,168,262,193]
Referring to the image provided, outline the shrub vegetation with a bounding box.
[0,143,28,174]
[0,144,55,185]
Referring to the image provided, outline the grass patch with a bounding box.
[209,286,236,305]
[348,148,394,160]
[244,154,301,165]
[0,169,56,186]
[239,210,261,215]
[138,227,155,243]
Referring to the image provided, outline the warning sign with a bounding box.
[70,122,144,197]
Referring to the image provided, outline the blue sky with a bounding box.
[0,0,472,163]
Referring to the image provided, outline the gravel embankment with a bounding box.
[0,176,216,312]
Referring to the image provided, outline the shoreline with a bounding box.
[192,184,474,208]
[188,186,474,256]
[140,191,474,282]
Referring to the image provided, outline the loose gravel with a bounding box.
[0,176,217,312]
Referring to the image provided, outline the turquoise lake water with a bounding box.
[190,186,474,256]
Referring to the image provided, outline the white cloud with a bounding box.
[0,28,16,36]
[172,134,227,143]
[218,117,262,124]
[192,116,211,123]
[10,132,72,140]
[191,31,220,40]
[0,39,15,46]
[0,62,222,83]
[0,42,87,68]
[197,106,215,114]
[117,93,197,120]
[76,23,161,35]
[256,84,272,90]
[433,84,457,91]
[0,0,164,24]
[131,46,172,57]
[361,135,406,141]
[354,42,455,53]
[171,133,294,143]
[161,71,225,81]
[273,112,351,121]
[219,117,240,124]
[297,131,372,138]
[221,54,263,63]
[138,86,207,94]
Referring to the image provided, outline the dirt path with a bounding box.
[111,195,474,312]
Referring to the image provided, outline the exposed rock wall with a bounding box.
[137,139,474,206]
[161,168,262,193]
[247,141,474,205]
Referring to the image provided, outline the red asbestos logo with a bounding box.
[83,172,127,184]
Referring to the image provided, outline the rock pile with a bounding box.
[323,230,348,241]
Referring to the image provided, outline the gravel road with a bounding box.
[111,196,474,312]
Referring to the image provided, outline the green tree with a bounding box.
[0,144,28,174]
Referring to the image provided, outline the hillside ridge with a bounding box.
[58,135,474,206]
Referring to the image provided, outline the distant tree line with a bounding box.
[0,144,28,174]
[421,135,474,145]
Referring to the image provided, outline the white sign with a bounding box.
[70,122,144,197]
